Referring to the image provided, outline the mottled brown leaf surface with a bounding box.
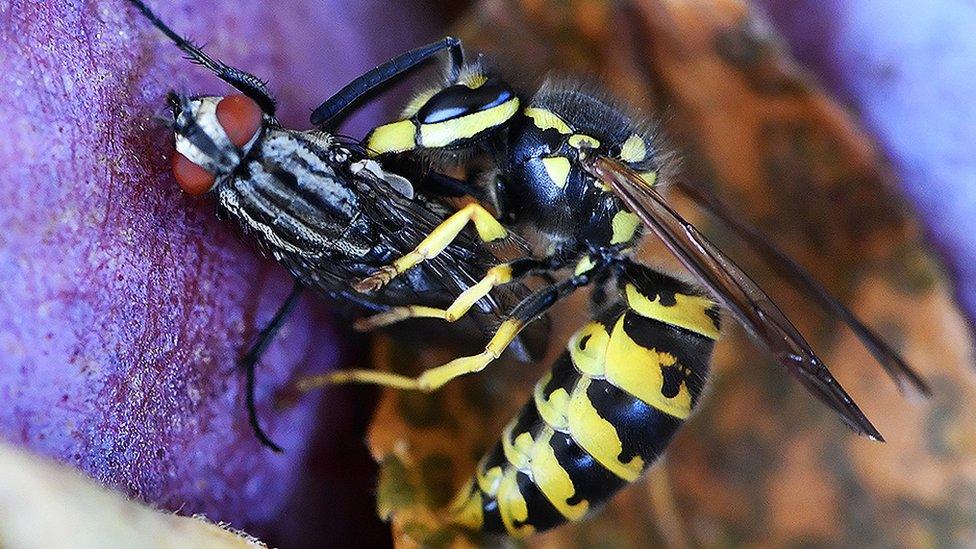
[365,0,975,547]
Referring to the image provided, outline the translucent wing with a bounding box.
[583,156,883,441]
[676,179,930,398]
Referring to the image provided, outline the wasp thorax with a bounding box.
[171,94,264,196]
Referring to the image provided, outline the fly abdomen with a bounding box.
[452,265,719,537]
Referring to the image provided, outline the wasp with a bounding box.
[128,0,930,538]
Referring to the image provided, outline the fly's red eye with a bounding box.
[216,94,263,147]
[172,151,216,196]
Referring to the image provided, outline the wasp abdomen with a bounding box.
[452,268,719,537]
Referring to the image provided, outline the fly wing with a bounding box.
[365,179,549,362]
[584,155,883,441]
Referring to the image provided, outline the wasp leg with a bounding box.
[302,268,599,393]
[353,305,448,332]
[354,257,559,331]
[240,280,303,452]
[311,37,464,129]
[354,203,509,292]
[126,0,277,115]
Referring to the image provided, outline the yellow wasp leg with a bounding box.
[353,264,517,331]
[354,203,508,293]
[295,319,523,393]
[444,264,514,321]
[352,305,447,332]
[312,265,596,393]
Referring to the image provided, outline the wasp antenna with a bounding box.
[125,0,277,115]
[311,36,465,129]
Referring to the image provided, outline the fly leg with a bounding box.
[240,280,303,452]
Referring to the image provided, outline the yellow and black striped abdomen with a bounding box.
[451,267,720,537]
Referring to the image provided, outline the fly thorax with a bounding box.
[216,128,375,261]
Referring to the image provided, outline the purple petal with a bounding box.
[756,0,976,334]
[0,0,439,532]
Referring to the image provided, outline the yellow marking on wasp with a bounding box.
[568,134,601,149]
[497,468,534,537]
[619,134,647,163]
[567,321,610,377]
[357,202,507,292]
[640,170,658,186]
[502,423,534,472]
[352,305,446,331]
[476,460,505,495]
[418,97,520,148]
[524,107,572,134]
[604,315,694,419]
[365,119,416,156]
[400,87,439,118]
[530,427,589,520]
[460,72,488,88]
[568,377,644,482]
[541,156,572,188]
[573,255,596,276]
[444,263,513,322]
[624,284,720,339]
[450,482,485,531]
[534,372,571,431]
[610,210,641,245]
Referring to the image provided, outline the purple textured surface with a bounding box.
[755,0,976,331]
[0,0,437,531]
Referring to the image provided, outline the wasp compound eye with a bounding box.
[216,94,263,148]
[172,151,217,196]
[415,78,515,125]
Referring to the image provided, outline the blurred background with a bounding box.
[1,0,974,547]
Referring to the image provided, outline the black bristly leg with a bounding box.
[242,279,304,452]
[310,36,464,129]
[125,0,277,114]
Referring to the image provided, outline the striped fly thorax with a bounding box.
[203,120,546,359]
[451,263,720,537]
[216,128,378,262]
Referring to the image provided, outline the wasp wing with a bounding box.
[585,156,882,441]
[675,180,929,398]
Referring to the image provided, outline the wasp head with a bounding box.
[167,92,265,195]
